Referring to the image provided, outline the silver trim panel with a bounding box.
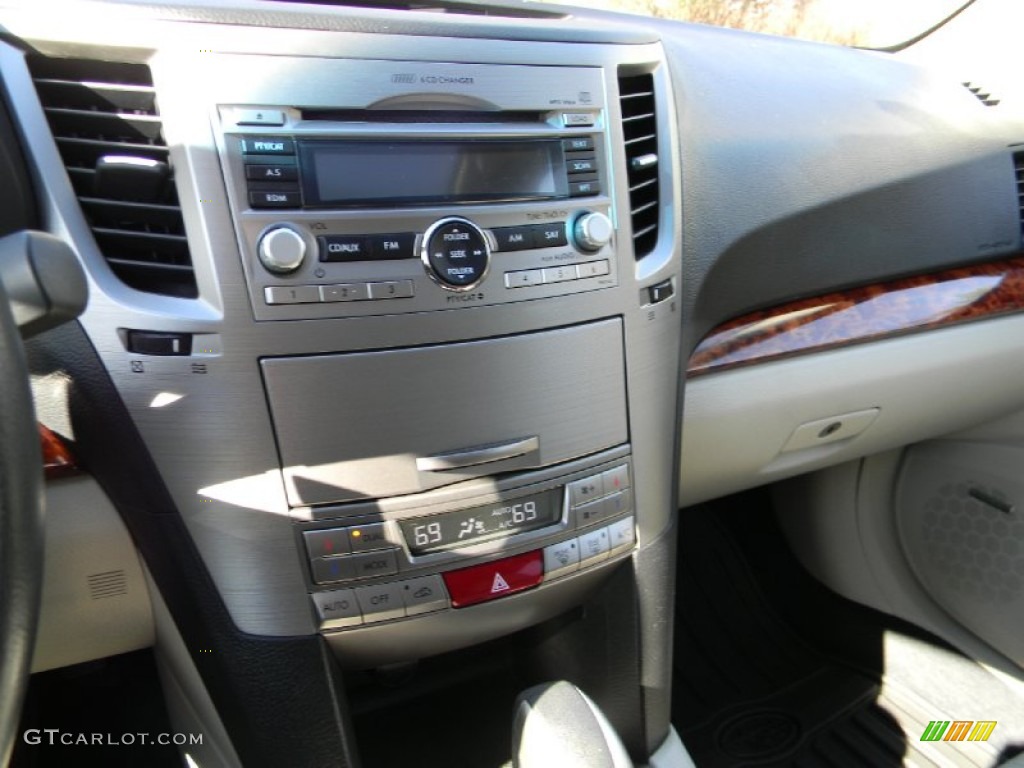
[0,19,681,638]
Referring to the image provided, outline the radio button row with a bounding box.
[567,156,597,175]
[562,113,596,127]
[367,280,414,300]
[570,180,601,197]
[318,235,370,262]
[240,136,295,155]
[246,164,297,182]
[492,223,568,252]
[321,283,370,302]
[370,233,416,260]
[265,285,319,305]
[577,260,611,279]
[533,224,568,248]
[493,226,534,252]
[318,233,417,262]
[235,109,287,127]
[563,137,595,153]
[266,282,415,305]
[542,266,576,285]
[249,189,301,208]
[504,269,545,289]
[504,260,611,290]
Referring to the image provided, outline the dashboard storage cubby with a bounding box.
[261,318,628,506]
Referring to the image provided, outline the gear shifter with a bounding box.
[512,681,634,768]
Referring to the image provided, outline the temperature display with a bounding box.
[400,489,563,555]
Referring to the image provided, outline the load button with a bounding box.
[442,551,543,608]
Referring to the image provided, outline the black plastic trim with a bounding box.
[26,321,359,768]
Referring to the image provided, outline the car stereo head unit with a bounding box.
[214,60,620,321]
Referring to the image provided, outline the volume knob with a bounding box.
[573,212,613,252]
[257,226,306,274]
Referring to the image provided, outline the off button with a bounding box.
[422,217,490,290]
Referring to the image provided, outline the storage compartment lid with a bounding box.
[261,319,628,506]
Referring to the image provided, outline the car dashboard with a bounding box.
[1,0,1023,766]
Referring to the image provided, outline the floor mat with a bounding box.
[10,650,181,768]
[673,492,1024,767]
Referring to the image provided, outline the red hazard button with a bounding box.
[441,551,544,608]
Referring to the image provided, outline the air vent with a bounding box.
[618,71,659,260]
[1015,152,1024,241]
[27,55,197,298]
[963,81,1000,107]
[87,570,127,600]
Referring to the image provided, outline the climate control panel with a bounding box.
[298,451,635,632]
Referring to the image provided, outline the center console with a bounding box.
[1,8,683,763]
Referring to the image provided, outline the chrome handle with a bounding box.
[416,436,540,472]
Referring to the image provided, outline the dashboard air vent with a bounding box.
[26,55,197,298]
[618,71,659,260]
[1015,152,1024,242]
[963,81,1000,107]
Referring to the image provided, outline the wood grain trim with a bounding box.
[40,423,79,480]
[688,255,1024,377]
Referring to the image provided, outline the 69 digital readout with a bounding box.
[400,489,562,555]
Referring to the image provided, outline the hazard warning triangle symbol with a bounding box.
[490,572,510,593]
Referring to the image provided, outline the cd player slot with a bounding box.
[300,108,547,124]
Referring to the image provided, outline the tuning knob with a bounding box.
[572,211,613,252]
[257,226,306,274]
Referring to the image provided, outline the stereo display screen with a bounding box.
[299,139,568,206]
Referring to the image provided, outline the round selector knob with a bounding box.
[257,226,306,274]
[572,211,614,252]
[421,217,490,291]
